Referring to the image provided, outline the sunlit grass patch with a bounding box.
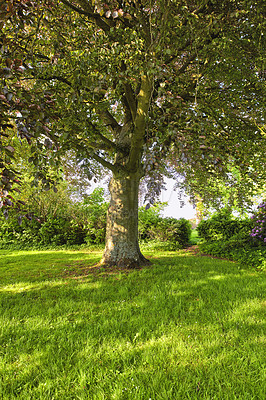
[0,249,265,399]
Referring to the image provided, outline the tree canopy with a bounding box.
[0,0,265,265]
[1,1,265,204]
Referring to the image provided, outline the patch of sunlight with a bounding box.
[0,250,49,258]
[0,280,65,293]
[185,276,209,286]
[116,334,190,354]
[79,333,194,366]
[1,350,43,373]
[229,299,265,321]
[208,274,226,281]
[0,249,100,258]
[255,336,265,345]
[71,281,102,290]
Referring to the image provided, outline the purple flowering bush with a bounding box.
[198,206,266,269]
[250,200,266,245]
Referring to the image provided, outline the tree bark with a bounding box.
[101,171,150,268]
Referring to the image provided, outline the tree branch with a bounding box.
[22,74,72,87]
[127,74,154,171]
[120,61,137,121]
[97,110,122,132]
[90,152,119,173]
[60,0,95,18]
[85,119,128,155]
[73,143,118,172]
[86,121,117,151]
[60,0,111,32]
[124,83,137,120]
[167,31,221,73]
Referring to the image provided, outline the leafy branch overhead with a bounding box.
[1,0,265,208]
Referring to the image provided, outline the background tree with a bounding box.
[1,0,265,267]
[0,0,63,211]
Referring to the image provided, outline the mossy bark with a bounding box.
[101,172,150,268]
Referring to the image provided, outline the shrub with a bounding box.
[138,204,165,240]
[200,240,266,270]
[38,218,87,246]
[149,217,191,247]
[81,188,108,244]
[197,209,252,241]
[250,200,266,245]
[139,205,191,248]
[64,221,88,245]
[0,187,108,249]
[198,207,265,270]
[0,211,41,249]
[1,194,191,250]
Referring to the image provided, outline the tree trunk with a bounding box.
[101,171,150,268]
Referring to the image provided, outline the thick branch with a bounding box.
[124,83,137,121]
[119,61,137,121]
[90,153,118,172]
[90,151,127,174]
[85,119,129,156]
[121,95,134,125]
[127,74,153,171]
[85,120,117,149]
[98,110,122,132]
[85,141,114,152]
[74,143,119,173]
[176,53,198,75]
[60,0,95,17]
[61,0,111,32]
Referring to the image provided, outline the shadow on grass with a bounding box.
[0,249,264,398]
[0,250,103,285]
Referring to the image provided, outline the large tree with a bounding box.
[1,0,265,267]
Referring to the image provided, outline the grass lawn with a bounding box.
[189,229,201,245]
[0,248,265,399]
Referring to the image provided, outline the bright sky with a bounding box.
[90,177,196,220]
[159,178,196,220]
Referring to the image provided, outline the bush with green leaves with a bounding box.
[81,188,108,245]
[0,189,191,250]
[138,203,165,240]
[197,208,252,242]
[149,217,191,247]
[200,240,266,270]
[38,217,87,246]
[0,212,88,249]
[198,208,265,269]
[0,186,107,249]
[0,212,26,248]
[139,204,191,249]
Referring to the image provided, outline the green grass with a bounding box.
[189,229,201,245]
[0,248,265,399]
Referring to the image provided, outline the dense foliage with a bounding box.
[139,204,192,249]
[1,0,265,208]
[0,190,191,249]
[0,185,106,248]
[198,208,266,270]
[197,208,252,241]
